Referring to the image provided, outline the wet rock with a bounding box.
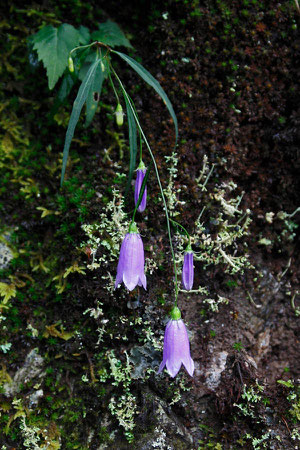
[134,388,195,450]
[130,342,161,379]
[205,351,228,390]
[253,328,271,364]
[0,232,14,269]
[28,388,44,408]
[4,348,45,397]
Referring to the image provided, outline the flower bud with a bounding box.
[115,103,123,127]
[134,161,147,212]
[182,244,194,291]
[68,56,74,73]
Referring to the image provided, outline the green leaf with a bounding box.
[85,62,105,127]
[60,59,100,186]
[78,52,98,81]
[57,73,75,103]
[78,25,90,44]
[124,96,137,195]
[113,51,178,144]
[91,20,132,49]
[32,24,80,89]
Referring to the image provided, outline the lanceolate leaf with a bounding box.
[32,24,80,89]
[85,63,105,127]
[113,51,178,144]
[124,95,138,195]
[60,59,100,186]
[91,21,133,49]
[57,73,75,103]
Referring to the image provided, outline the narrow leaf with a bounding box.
[57,73,75,103]
[85,63,105,127]
[124,95,138,195]
[32,24,80,89]
[60,59,100,186]
[91,20,132,49]
[113,51,178,143]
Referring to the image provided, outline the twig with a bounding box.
[247,291,262,309]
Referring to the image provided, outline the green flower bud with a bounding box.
[68,56,74,73]
[115,103,123,127]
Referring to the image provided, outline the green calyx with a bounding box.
[129,221,138,233]
[185,243,192,253]
[137,160,146,170]
[170,306,181,320]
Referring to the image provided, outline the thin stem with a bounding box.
[288,206,300,218]
[112,68,179,304]
[170,219,191,245]
[201,164,215,191]
[69,41,98,56]
[197,206,206,222]
[108,71,120,104]
[139,135,143,162]
[246,291,262,309]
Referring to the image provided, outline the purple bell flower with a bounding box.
[115,222,147,291]
[158,307,194,378]
[134,161,147,212]
[182,244,194,291]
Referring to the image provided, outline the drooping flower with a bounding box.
[158,307,194,378]
[134,161,147,213]
[115,222,146,291]
[182,244,194,291]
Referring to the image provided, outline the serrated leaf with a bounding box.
[32,24,80,89]
[113,51,178,144]
[91,20,132,49]
[85,62,105,127]
[78,25,90,44]
[124,95,137,195]
[60,59,100,185]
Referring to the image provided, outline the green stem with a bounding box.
[108,71,120,104]
[112,68,179,304]
[69,41,98,56]
[139,135,143,162]
[170,219,191,245]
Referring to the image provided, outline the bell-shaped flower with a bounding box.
[134,161,147,213]
[182,244,194,291]
[158,307,194,378]
[115,222,146,291]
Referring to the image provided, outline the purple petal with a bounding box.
[138,272,147,290]
[115,234,129,289]
[115,233,146,291]
[134,169,147,212]
[182,252,194,291]
[158,319,194,378]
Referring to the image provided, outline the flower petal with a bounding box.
[134,169,147,212]
[182,252,194,291]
